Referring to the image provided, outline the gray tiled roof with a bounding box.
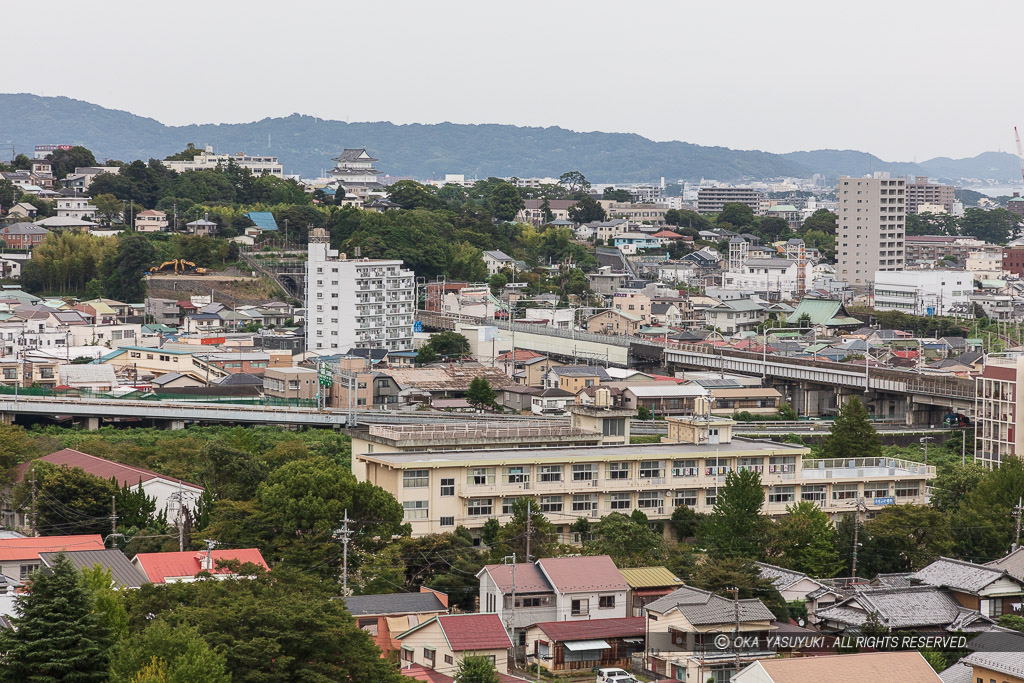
[754,562,808,591]
[816,586,966,629]
[39,549,148,588]
[986,546,1024,582]
[910,557,1009,594]
[645,585,775,625]
[962,651,1024,678]
[548,365,611,380]
[341,592,446,616]
[938,662,973,683]
[873,573,913,588]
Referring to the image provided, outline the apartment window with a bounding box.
[538,465,562,482]
[599,595,616,609]
[602,418,625,437]
[403,470,428,488]
[639,461,664,479]
[439,478,455,497]
[608,492,631,510]
[801,485,826,502]
[503,466,529,484]
[895,482,920,498]
[467,498,493,516]
[738,457,763,473]
[468,468,495,486]
[768,456,796,473]
[572,494,596,511]
[672,460,697,477]
[638,491,662,509]
[607,462,630,480]
[863,483,889,499]
[540,495,563,513]
[437,516,454,528]
[571,598,590,616]
[705,491,717,507]
[572,463,596,481]
[833,483,858,501]
[403,500,428,519]
[767,486,794,504]
[502,497,521,515]
[674,489,698,507]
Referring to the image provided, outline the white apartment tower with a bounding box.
[837,175,906,287]
[305,228,415,353]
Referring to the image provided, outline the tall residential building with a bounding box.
[695,187,768,216]
[163,146,283,176]
[906,176,956,213]
[974,355,1024,467]
[305,228,415,353]
[836,176,905,287]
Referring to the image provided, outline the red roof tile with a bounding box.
[496,349,544,362]
[481,563,551,593]
[132,548,268,583]
[535,617,645,642]
[15,449,202,490]
[437,614,513,651]
[0,535,105,562]
[402,665,454,683]
[537,555,627,593]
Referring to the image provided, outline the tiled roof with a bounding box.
[938,662,973,683]
[15,448,202,490]
[962,651,1024,678]
[0,535,105,562]
[40,549,148,588]
[754,562,810,591]
[547,365,612,379]
[342,592,446,616]
[816,586,966,629]
[480,563,551,593]
[910,557,1011,594]
[618,566,683,589]
[133,548,268,583]
[986,546,1024,582]
[436,614,513,651]
[537,555,627,593]
[751,651,942,683]
[645,585,775,625]
[535,617,644,642]
[872,573,913,588]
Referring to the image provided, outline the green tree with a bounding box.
[587,512,665,567]
[960,207,1019,245]
[767,501,842,577]
[929,462,986,514]
[568,195,606,224]
[670,505,701,540]
[664,208,709,230]
[0,553,111,682]
[540,197,554,222]
[481,517,501,548]
[109,619,229,683]
[820,397,880,460]
[697,468,766,559]
[164,143,204,162]
[498,498,556,560]
[116,479,159,529]
[387,180,443,210]
[718,203,755,228]
[636,406,652,420]
[0,423,40,474]
[558,171,590,195]
[29,462,118,535]
[81,564,130,641]
[0,179,17,212]
[951,456,1024,562]
[416,345,440,365]
[488,182,525,221]
[602,188,633,202]
[105,233,157,302]
[448,242,488,281]
[455,654,501,683]
[11,153,32,170]
[859,505,954,574]
[93,193,124,225]
[466,376,497,411]
[800,209,837,235]
[48,145,98,179]
[425,331,471,358]
[689,556,789,621]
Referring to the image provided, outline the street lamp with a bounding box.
[920,436,934,466]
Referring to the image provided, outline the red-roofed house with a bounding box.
[525,617,646,673]
[478,562,556,633]
[400,664,521,683]
[132,548,268,584]
[15,449,204,522]
[397,613,513,675]
[0,535,105,581]
[537,555,629,621]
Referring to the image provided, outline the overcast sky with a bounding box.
[6,0,1019,161]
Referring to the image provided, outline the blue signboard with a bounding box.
[874,496,895,506]
[413,321,423,333]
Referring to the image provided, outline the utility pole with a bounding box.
[203,538,217,571]
[335,510,354,595]
[525,500,532,562]
[729,586,740,677]
[30,467,37,537]
[851,497,867,579]
[1012,497,1024,552]
[176,480,185,552]
[110,495,117,540]
[503,553,517,646]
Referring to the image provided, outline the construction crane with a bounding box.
[1014,127,1024,192]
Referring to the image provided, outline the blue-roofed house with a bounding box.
[245,211,279,232]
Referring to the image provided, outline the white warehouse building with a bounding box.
[872,270,971,316]
[305,228,415,352]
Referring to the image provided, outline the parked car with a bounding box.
[597,668,638,683]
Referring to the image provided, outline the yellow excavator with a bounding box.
[149,259,209,275]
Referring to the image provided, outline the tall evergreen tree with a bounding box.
[0,553,111,682]
[697,468,766,559]
[455,655,501,683]
[819,397,881,460]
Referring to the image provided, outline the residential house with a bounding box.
[263,366,318,401]
[478,562,558,634]
[516,199,578,225]
[813,586,995,633]
[953,651,1024,683]
[135,209,168,232]
[699,298,766,335]
[184,217,218,236]
[588,267,631,296]
[754,562,833,617]
[618,566,684,617]
[734,651,942,683]
[590,219,631,243]
[482,250,517,276]
[15,449,204,521]
[498,384,543,413]
[57,364,118,391]
[524,617,645,674]
[496,350,562,387]
[613,232,663,254]
[644,584,778,682]
[543,365,611,392]
[786,298,863,331]
[612,290,653,322]
[6,202,39,220]
[910,556,1024,619]
[132,548,269,584]
[620,382,708,415]
[587,309,641,335]
[396,613,513,674]
[649,302,683,327]
[343,589,449,655]
[987,546,1024,583]
[39,549,149,589]
[55,196,98,221]
[0,223,48,249]
[0,535,105,581]
[34,216,95,231]
[531,387,575,415]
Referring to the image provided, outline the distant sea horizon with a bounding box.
[967,184,1021,197]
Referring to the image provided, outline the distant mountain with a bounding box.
[782,148,1021,184]
[1,93,1019,183]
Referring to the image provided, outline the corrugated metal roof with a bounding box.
[618,566,683,589]
[40,549,148,588]
[245,211,278,231]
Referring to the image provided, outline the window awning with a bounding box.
[623,638,645,644]
[563,639,611,651]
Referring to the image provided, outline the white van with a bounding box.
[596,668,639,683]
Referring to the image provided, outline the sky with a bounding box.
[5,0,1021,161]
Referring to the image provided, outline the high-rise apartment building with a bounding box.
[305,228,415,353]
[975,355,1024,468]
[906,176,956,213]
[837,176,905,287]
[695,187,768,216]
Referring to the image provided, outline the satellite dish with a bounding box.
[798,618,805,627]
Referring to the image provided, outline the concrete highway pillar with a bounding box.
[163,419,186,431]
[84,417,100,431]
[0,412,12,425]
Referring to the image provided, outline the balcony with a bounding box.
[801,457,934,480]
